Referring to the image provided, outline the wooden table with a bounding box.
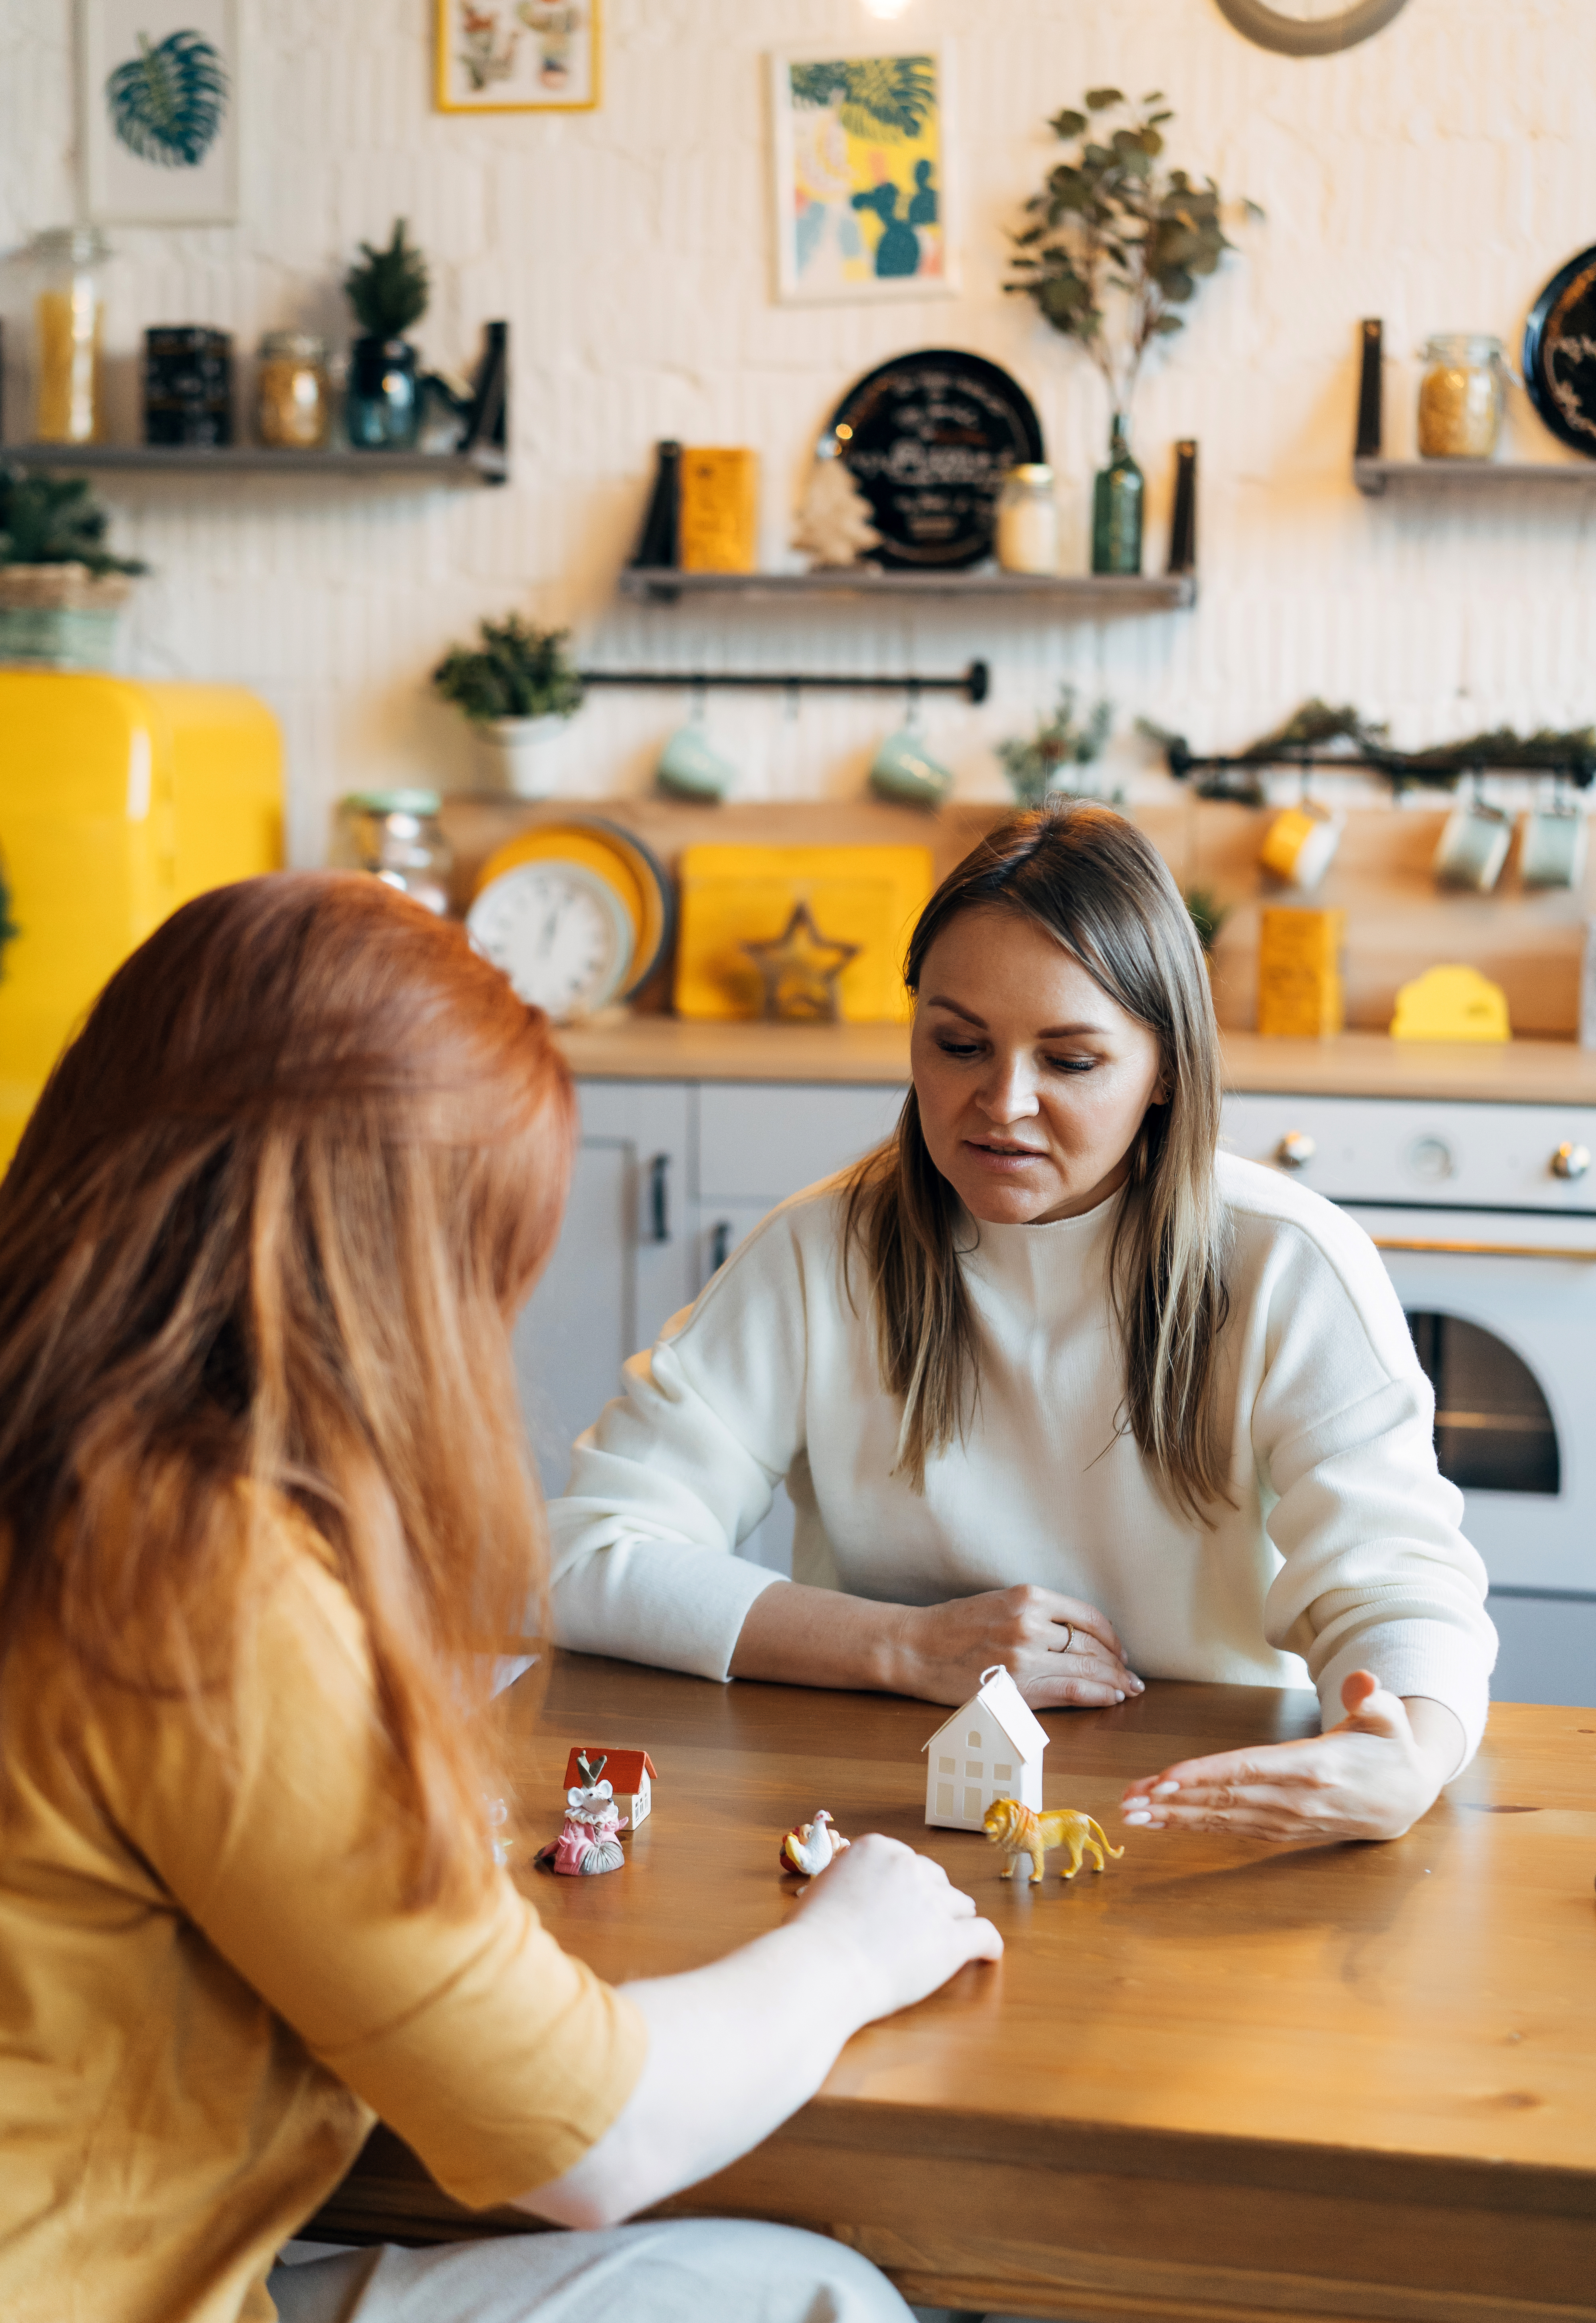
[308,1655,1596,2322]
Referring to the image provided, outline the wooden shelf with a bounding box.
[3,442,508,484]
[618,565,1196,610]
[1355,455,1596,497]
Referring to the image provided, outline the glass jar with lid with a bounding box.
[1417,335,1506,459]
[28,227,113,445]
[334,790,452,916]
[256,330,331,449]
[995,462,1059,574]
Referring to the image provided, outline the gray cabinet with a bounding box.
[518,1076,904,1566]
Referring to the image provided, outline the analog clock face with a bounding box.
[466,859,635,1021]
[1216,0,1411,56]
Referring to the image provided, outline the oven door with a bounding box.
[1345,1203,1596,1705]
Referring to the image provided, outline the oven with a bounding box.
[1223,1093,1596,1707]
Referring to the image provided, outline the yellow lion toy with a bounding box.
[983,1796,1125,1884]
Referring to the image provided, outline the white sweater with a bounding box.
[547,1154,1496,1762]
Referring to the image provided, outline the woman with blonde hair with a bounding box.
[0,873,999,2323]
[550,804,1495,1843]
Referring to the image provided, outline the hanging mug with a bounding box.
[1434,797,1512,893]
[1258,802,1345,892]
[657,721,737,802]
[869,724,953,808]
[1520,802,1588,891]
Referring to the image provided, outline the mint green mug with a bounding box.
[868,726,952,808]
[657,724,736,802]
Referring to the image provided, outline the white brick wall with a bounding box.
[5,0,1596,862]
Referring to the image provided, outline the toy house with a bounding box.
[921,1665,1048,1830]
[563,1747,656,1829]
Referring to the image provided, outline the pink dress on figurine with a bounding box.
[543,1778,626,1876]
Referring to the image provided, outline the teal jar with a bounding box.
[1091,414,1144,576]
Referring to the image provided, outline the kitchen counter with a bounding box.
[557,1014,1596,1104]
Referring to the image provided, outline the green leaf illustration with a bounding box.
[105,30,229,170]
[788,55,937,141]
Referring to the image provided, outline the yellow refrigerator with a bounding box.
[0,672,283,1167]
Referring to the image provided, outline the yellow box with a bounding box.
[1390,963,1511,1043]
[674,843,934,1023]
[1257,906,1344,1039]
[0,672,283,1165]
[678,447,759,573]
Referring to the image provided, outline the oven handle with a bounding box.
[1373,1236,1596,1261]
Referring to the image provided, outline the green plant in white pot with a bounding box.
[432,616,585,796]
[0,468,147,667]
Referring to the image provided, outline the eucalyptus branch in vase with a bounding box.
[1007,89,1258,573]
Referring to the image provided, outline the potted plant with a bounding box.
[996,685,1113,807]
[1007,90,1256,573]
[343,218,429,450]
[0,467,147,666]
[432,614,585,795]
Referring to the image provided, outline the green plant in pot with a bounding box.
[996,685,1114,807]
[344,218,430,449]
[1007,90,1256,575]
[0,466,148,667]
[432,614,585,796]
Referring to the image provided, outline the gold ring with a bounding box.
[1061,1623,1074,1655]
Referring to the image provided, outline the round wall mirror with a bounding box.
[1216,0,1412,56]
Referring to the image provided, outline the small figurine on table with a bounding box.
[536,1751,626,1877]
[778,1808,851,1881]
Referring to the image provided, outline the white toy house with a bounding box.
[921,1664,1049,1830]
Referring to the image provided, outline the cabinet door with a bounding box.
[513,1081,695,1495]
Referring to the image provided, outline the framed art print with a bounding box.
[79,0,239,225]
[436,0,600,114]
[768,43,957,305]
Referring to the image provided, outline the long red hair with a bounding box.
[0,872,573,1906]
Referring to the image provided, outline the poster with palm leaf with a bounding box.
[79,0,238,224]
[769,44,958,305]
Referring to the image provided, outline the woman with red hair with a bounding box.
[0,873,998,2323]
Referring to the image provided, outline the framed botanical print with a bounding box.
[435,0,600,114]
[768,43,957,305]
[78,0,239,226]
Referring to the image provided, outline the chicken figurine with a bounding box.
[778,1808,851,1880]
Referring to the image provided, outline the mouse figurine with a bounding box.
[537,1757,627,1877]
[778,1808,851,1880]
[983,1796,1124,1884]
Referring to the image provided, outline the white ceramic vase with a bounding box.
[475,714,567,798]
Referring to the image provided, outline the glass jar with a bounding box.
[256,330,331,449]
[345,336,420,450]
[1092,413,1144,575]
[1417,335,1505,459]
[995,463,1058,575]
[29,227,112,445]
[334,790,452,916]
[144,326,233,446]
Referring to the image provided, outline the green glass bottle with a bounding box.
[1092,413,1144,576]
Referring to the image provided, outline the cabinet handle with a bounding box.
[647,1153,670,1243]
[709,1220,731,1273]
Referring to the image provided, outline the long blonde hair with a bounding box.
[0,873,573,1906]
[843,804,1231,1517]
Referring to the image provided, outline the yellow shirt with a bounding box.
[0,1509,646,2323]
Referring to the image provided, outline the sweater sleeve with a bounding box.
[545,1199,826,1678]
[1243,1203,1497,1773]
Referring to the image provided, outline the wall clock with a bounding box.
[467,859,635,1021]
[1215,0,1412,57]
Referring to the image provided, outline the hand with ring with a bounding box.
[889,1583,1143,1709]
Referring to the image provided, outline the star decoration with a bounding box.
[741,903,861,1023]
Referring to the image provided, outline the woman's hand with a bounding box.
[890,1583,1144,1709]
[1119,1671,1461,1845]
[793,1831,1003,2019]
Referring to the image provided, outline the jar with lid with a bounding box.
[1417,335,1506,459]
[334,790,452,916]
[256,330,331,449]
[995,463,1059,575]
[28,227,113,445]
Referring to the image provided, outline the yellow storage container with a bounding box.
[674,842,933,1023]
[0,672,283,1166]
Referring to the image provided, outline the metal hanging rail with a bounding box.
[577,659,990,703]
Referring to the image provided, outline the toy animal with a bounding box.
[983,1796,1124,1884]
[536,1760,627,1877]
[778,1809,851,1879]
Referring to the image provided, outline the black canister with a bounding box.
[143,326,233,446]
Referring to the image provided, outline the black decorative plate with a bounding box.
[827,350,1045,570]
[1524,245,1596,458]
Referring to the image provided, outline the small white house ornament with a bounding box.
[922,1664,1049,1830]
